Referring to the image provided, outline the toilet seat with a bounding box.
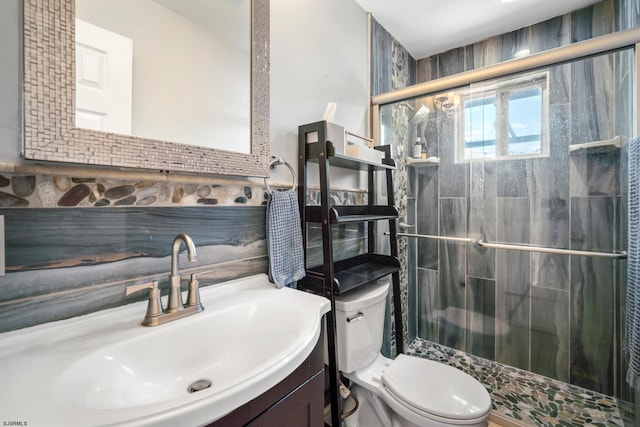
[381,354,491,422]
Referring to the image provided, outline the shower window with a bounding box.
[457,72,549,162]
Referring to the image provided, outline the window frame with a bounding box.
[455,71,550,163]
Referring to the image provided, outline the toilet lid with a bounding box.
[381,354,491,420]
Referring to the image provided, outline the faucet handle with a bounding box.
[185,273,204,311]
[125,280,164,325]
[126,280,157,296]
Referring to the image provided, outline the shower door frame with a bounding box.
[371,27,640,140]
[370,26,640,403]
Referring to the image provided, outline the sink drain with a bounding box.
[188,379,212,393]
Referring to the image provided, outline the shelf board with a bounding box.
[305,205,398,223]
[305,141,396,171]
[406,157,440,167]
[569,136,621,156]
[300,254,400,295]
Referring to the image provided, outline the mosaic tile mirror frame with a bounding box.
[22,0,271,177]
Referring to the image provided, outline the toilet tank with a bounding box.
[333,278,389,373]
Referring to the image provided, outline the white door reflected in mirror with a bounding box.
[76,19,133,134]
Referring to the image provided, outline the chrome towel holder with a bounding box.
[264,157,297,194]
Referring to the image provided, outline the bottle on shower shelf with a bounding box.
[413,137,422,158]
[421,139,428,158]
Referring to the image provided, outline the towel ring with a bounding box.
[264,157,297,194]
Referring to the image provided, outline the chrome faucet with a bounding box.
[125,233,204,327]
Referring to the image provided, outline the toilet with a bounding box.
[333,278,492,427]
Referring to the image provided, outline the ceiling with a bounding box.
[353,0,601,59]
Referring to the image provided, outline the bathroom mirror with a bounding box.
[74,0,251,154]
[22,0,270,177]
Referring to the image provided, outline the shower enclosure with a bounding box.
[373,31,638,413]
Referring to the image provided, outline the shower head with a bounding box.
[409,104,430,125]
[398,102,431,125]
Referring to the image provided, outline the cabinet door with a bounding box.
[247,371,324,427]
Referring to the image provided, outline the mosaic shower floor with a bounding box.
[406,339,635,426]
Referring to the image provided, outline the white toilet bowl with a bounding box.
[334,279,491,427]
[343,353,491,427]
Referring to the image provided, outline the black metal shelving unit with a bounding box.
[297,120,404,427]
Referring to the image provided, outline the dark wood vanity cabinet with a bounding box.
[207,336,325,427]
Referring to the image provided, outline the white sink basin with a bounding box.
[0,274,329,427]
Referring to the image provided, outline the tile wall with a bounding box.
[0,170,270,333]
[0,168,362,333]
[397,0,636,402]
[371,16,416,357]
[369,1,639,423]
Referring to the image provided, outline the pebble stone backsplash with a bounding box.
[0,173,271,208]
[407,339,635,426]
[0,172,368,209]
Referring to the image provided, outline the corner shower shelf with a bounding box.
[406,156,441,166]
[569,136,622,156]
